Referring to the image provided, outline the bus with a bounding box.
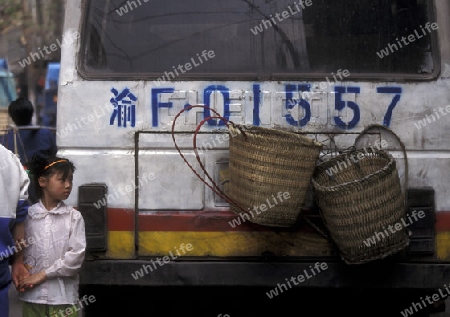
[40,62,60,127]
[0,58,16,131]
[58,0,449,315]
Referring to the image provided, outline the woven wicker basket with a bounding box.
[311,147,409,264]
[228,125,322,227]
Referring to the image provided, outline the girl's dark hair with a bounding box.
[27,155,76,200]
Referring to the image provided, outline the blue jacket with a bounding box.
[1,126,57,165]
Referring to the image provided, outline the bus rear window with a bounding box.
[79,0,438,80]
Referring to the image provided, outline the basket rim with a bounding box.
[311,149,397,192]
[229,125,323,149]
[315,147,391,169]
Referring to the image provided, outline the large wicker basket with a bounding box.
[311,147,409,264]
[228,125,322,227]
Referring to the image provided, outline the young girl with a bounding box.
[18,156,86,317]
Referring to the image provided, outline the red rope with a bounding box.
[171,105,248,213]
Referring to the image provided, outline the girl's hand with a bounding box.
[19,271,46,290]
[11,263,31,292]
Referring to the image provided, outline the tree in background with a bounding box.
[0,0,65,124]
[0,0,23,31]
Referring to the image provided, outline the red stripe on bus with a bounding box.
[105,208,314,232]
[138,209,323,232]
[137,210,279,232]
[108,208,135,231]
[105,208,450,232]
[436,212,450,232]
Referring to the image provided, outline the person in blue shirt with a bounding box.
[0,144,30,317]
[1,98,57,203]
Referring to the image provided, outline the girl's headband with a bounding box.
[44,159,68,170]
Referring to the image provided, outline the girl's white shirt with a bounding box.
[18,200,86,305]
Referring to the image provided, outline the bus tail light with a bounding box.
[78,183,108,252]
[406,187,436,255]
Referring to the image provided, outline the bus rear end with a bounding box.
[58,0,450,314]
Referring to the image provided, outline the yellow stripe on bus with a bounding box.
[436,232,450,260]
[107,231,135,259]
[137,231,335,257]
[106,231,450,260]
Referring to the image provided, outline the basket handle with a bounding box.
[171,105,248,214]
[354,124,408,211]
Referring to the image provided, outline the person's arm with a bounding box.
[11,221,30,292]
[11,168,31,291]
[19,210,86,288]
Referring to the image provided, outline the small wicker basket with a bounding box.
[311,147,409,264]
[228,125,323,227]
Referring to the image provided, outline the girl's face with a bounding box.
[39,170,74,202]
